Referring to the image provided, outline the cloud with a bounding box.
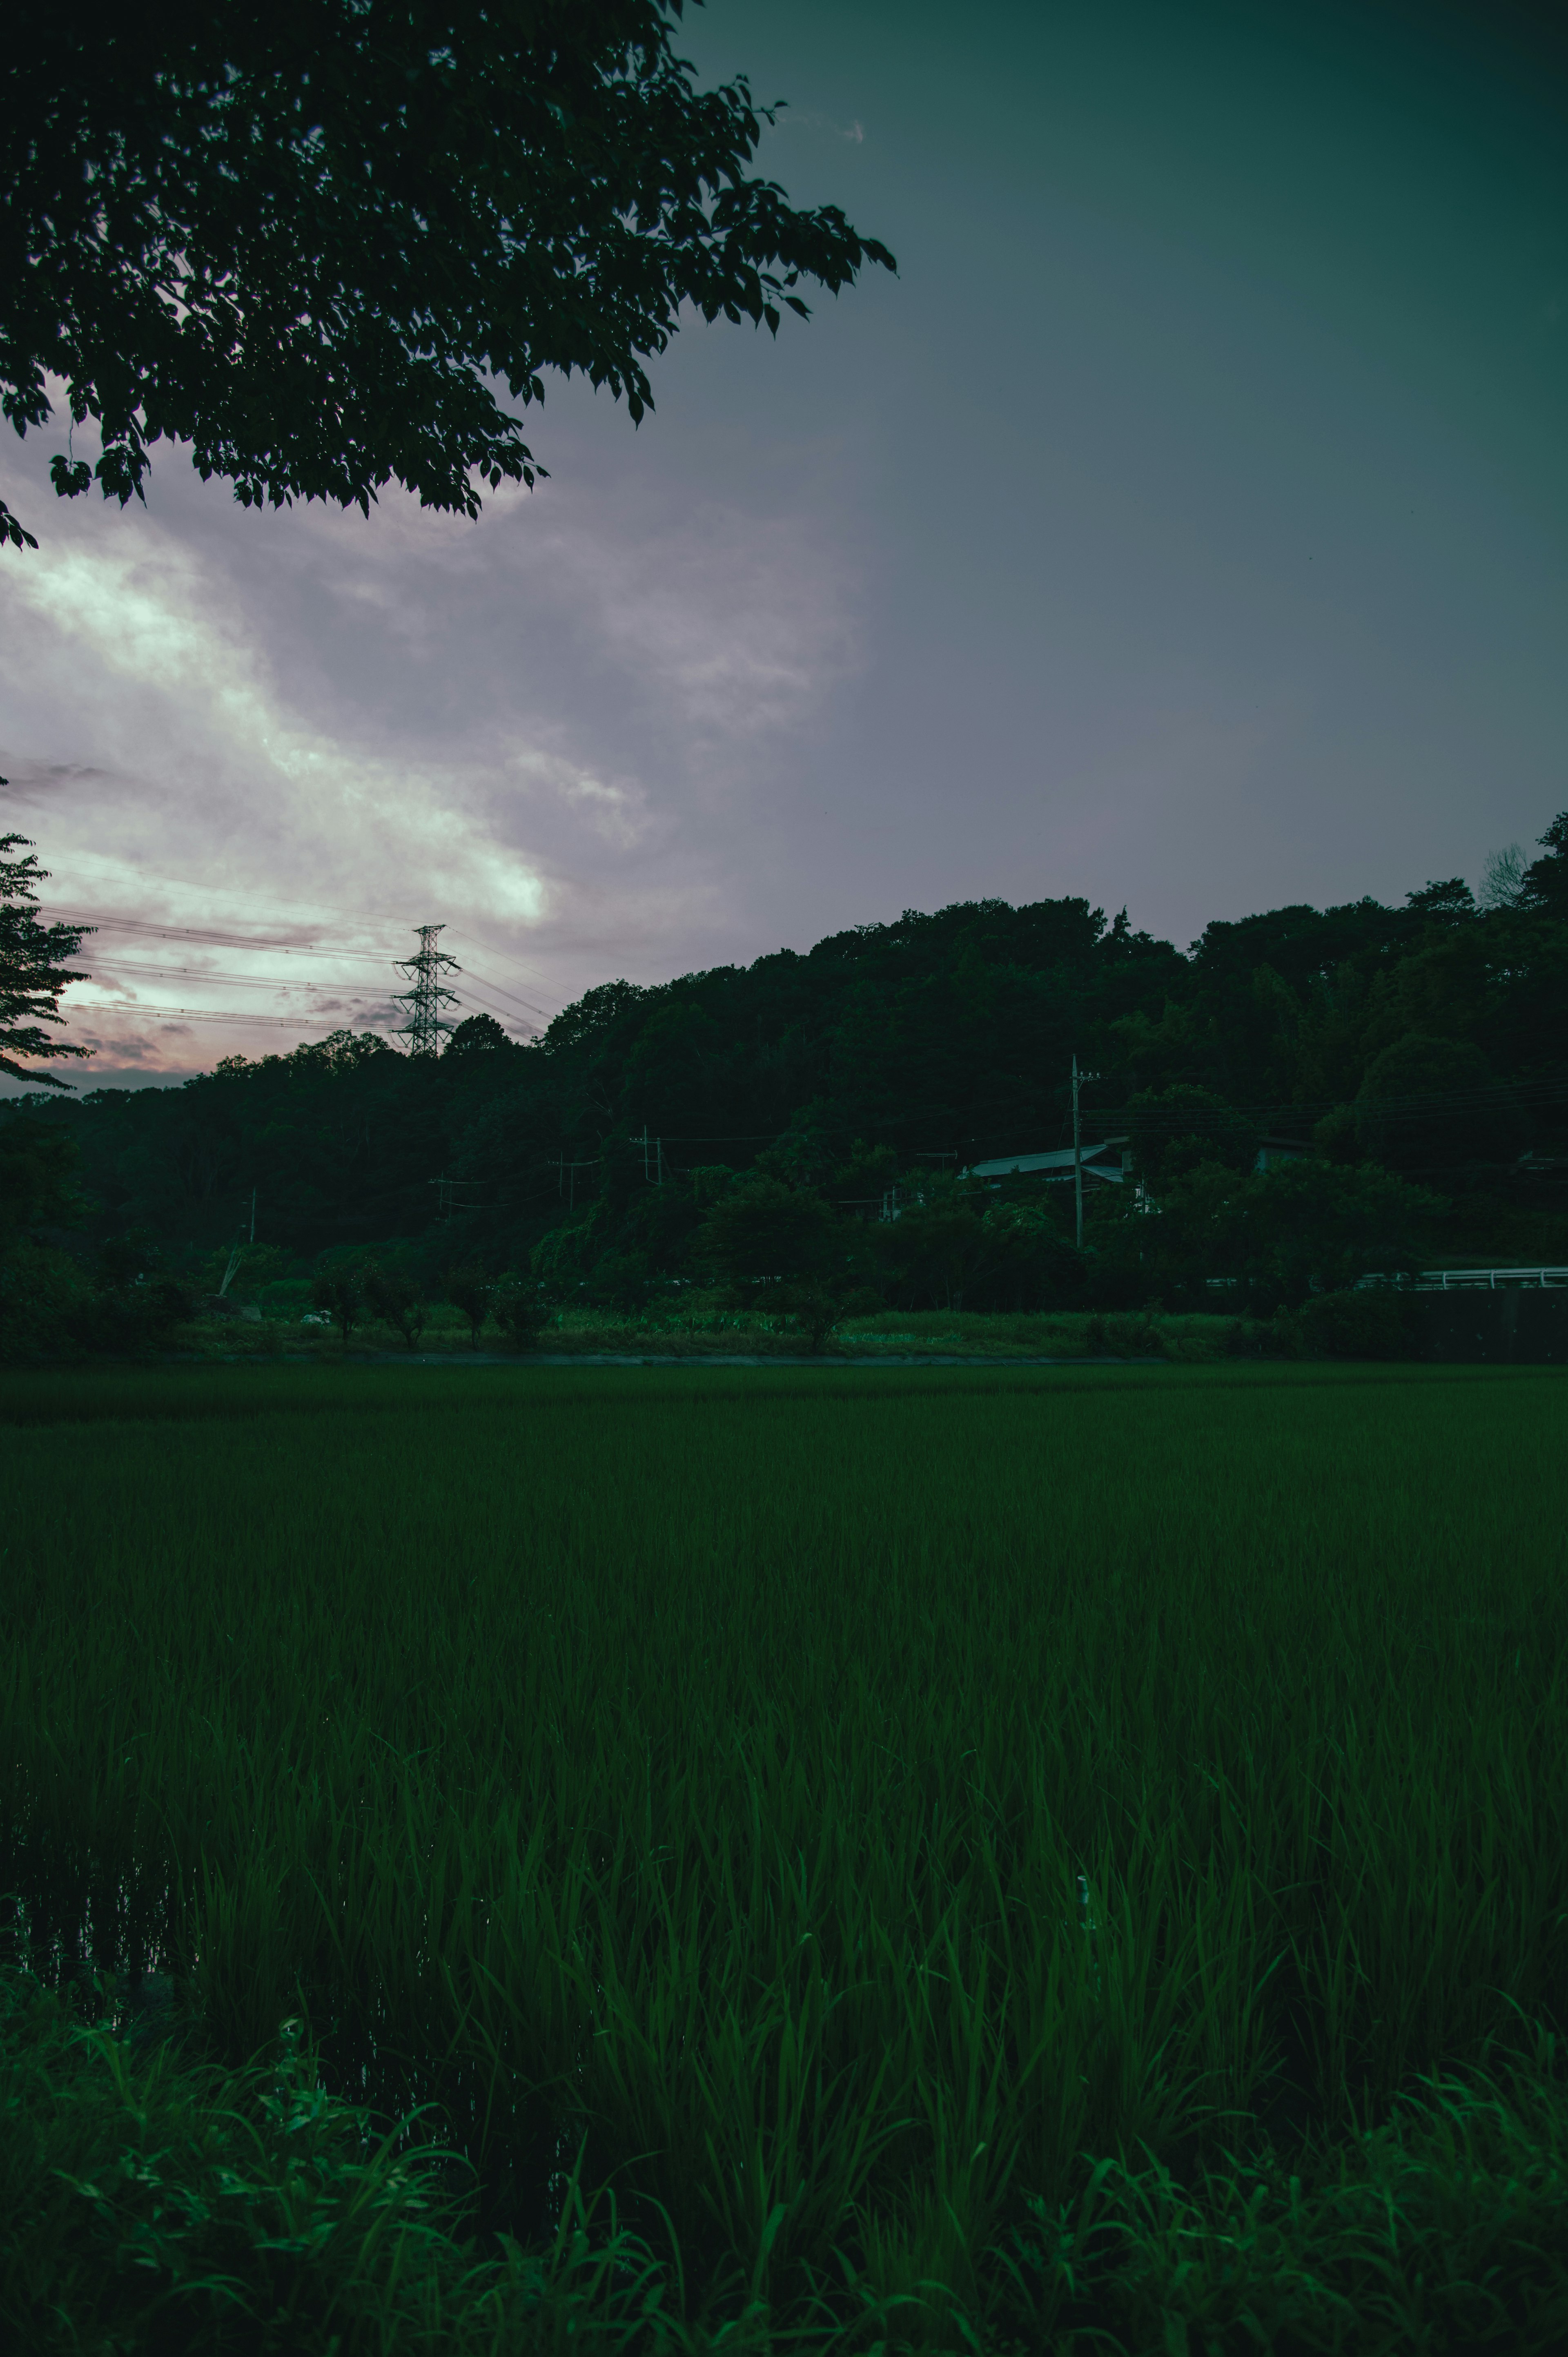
[2,533,546,916]
[0,406,864,1071]
[773,109,866,145]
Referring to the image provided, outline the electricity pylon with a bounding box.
[392,925,459,1057]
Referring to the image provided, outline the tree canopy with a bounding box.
[1,0,895,549]
[0,830,93,1086]
[7,811,1566,1317]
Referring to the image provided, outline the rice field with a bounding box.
[4,1360,1568,2352]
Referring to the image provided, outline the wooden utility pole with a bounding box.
[1072,1053,1084,1249]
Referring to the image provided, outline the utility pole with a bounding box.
[1072,1053,1084,1250]
[633,1127,666,1183]
[218,1187,256,1297]
[392,924,460,1057]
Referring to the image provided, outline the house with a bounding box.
[1254,1137,1310,1173]
[965,1137,1133,1185]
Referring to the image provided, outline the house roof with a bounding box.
[967,1136,1129,1180]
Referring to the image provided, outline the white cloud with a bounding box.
[0,414,865,1073]
[3,534,547,917]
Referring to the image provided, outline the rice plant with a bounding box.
[3,1359,1567,2350]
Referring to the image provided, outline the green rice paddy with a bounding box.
[4,1361,1568,2352]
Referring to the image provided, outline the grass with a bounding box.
[3,1360,1568,2350]
[76,1301,1253,1363]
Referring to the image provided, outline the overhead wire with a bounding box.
[51,912,403,959]
[74,1003,371,1030]
[77,961,389,993]
[60,909,554,1032]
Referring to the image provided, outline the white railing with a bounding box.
[1416,1268,1568,1291]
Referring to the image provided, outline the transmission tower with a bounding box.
[392,925,460,1056]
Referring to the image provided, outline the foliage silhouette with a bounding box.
[1,1,895,549]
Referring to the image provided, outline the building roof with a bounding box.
[967,1137,1130,1180]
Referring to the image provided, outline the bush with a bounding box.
[362,1262,430,1351]
[493,1274,552,1349]
[445,1262,496,1348]
[871,1182,1087,1314]
[258,1278,314,1320]
[1082,1312,1167,1359]
[310,1264,365,1342]
[785,1278,854,1354]
[0,1238,87,1357]
[586,1249,654,1317]
[694,1175,842,1296]
[1140,1157,1441,1312]
[1292,1287,1418,1361]
[65,1276,198,1354]
[1223,1316,1290,1360]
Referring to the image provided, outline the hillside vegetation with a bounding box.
[3,818,1565,1347]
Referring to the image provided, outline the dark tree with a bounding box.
[363,1261,430,1349]
[1355,1033,1528,1174]
[311,1264,365,1343]
[1520,812,1568,918]
[2,1,896,549]
[444,1013,513,1057]
[445,1260,497,1347]
[493,1273,552,1348]
[1405,879,1477,925]
[0,1115,80,1243]
[693,1172,855,1348]
[695,1174,840,1291]
[0,830,93,1085]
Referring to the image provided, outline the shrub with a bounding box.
[445,1262,496,1348]
[1141,1157,1441,1311]
[587,1250,654,1317]
[694,1175,842,1296]
[310,1264,365,1343]
[787,1278,852,1354]
[493,1274,552,1349]
[1083,1312,1167,1358]
[362,1262,430,1351]
[0,1238,87,1358]
[65,1276,198,1354]
[1223,1316,1290,1360]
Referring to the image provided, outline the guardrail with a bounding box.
[1414,1268,1568,1291]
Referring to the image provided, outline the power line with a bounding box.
[51,912,403,959]
[68,983,535,1044]
[78,961,389,993]
[458,970,555,1024]
[74,961,539,1041]
[71,1002,381,1029]
[57,910,555,1028]
[443,925,563,1005]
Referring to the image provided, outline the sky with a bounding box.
[2,0,1566,1087]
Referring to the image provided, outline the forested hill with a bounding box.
[8,816,1568,1288]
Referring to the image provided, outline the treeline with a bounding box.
[3,815,1566,1331]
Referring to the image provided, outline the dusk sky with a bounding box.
[2,0,1565,1087]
